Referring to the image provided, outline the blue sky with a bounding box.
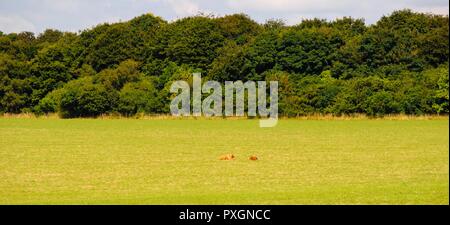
[0,0,448,34]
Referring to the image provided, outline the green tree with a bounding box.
[117,79,159,115]
[157,16,225,71]
[208,41,249,81]
[59,77,115,118]
[95,59,142,90]
[432,66,449,114]
[277,26,344,75]
[216,14,261,44]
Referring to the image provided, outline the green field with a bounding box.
[0,118,448,204]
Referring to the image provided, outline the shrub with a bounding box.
[116,79,158,115]
[59,77,115,118]
[34,88,64,114]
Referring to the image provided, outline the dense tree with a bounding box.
[216,14,262,44]
[208,41,249,81]
[59,77,114,118]
[0,53,32,112]
[242,29,280,79]
[95,59,142,90]
[0,10,448,117]
[277,26,344,75]
[36,29,64,46]
[156,16,225,71]
[30,33,80,106]
[117,79,159,115]
[79,14,165,72]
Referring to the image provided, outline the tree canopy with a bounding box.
[0,10,448,117]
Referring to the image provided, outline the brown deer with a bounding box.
[219,154,235,160]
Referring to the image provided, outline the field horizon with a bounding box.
[1,112,449,120]
[0,117,448,204]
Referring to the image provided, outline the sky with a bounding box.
[0,0,448,34]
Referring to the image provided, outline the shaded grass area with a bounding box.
[0,118,448,204]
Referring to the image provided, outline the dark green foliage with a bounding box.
[277,26,344,74]
[79,14,165,72]
[0,53,33,112]
[95,59,142,90]
[117,79,159,115]
[156,16,226,71]
[208,41,249,81]
[59,77,114,118]
[36,29,64,45]
[34,88,64,114]
[0,10,448,117]
[216,14,262,44]
[243,29,279,78]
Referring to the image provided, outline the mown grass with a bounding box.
[0,118,448,204]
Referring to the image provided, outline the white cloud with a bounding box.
[413,5,449,15]
[42,0,80,13]
[0,0,448,33]
[167,0,200,17]
[0,15,36,33]
[226,0,353,13]
[226,0,448,24]
[226,0,448,13]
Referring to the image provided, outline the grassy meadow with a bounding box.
[0,117,448,204]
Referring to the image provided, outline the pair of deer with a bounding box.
[219,154,258,161]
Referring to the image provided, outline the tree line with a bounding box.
[0,9,448,117]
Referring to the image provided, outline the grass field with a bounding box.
[0,117,448,204]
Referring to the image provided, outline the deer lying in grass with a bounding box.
[219,154,235,160]
[219,154,258,160]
